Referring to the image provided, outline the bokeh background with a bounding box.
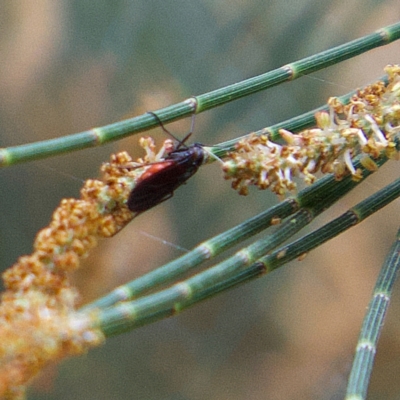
[0,1,399,399]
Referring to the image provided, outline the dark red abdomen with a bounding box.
[127,144,204,213]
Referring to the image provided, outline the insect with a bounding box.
[127,113,206,213]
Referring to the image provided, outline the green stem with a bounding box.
[83,150,390,312]
[82,198,298,311]
[194,24,400,112]
[345,229,400,400]
[211,76,388,157]
[0,22,399,167]
[93,176,400,337]
[261,178,400,271]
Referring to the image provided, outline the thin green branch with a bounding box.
[83,148,390,312]
[0,23,399,167]
[194,24,400,113]
[261,177,400,271]
[94,208,314,336]
[345,229,400,400]
[211,76,388,157]
[92,176,400,337]
[82,198,298,311]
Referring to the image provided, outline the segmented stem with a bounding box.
[260,178,400,271]
[82,198,298,311]
[0,23,399,167]
[345,228,400,400]
[83,144,393,314]
[93,176,400,336]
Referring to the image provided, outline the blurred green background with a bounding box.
[0,1,399,399]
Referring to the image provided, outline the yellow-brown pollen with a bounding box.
[223,65,400,196]
[0,137,172,399]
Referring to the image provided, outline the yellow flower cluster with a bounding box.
[0,137,171,399]
[223,65,400,196]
